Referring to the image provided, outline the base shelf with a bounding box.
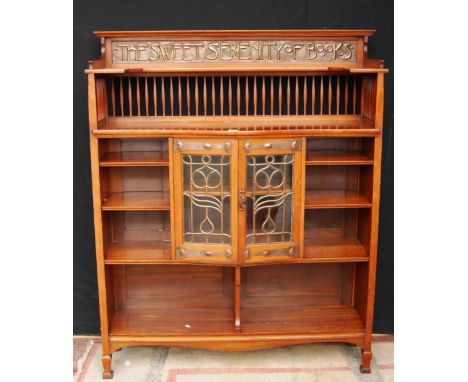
[109,304,364,336]
[241,304,364,334]
[110,307,236,335]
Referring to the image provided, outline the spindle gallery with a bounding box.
[112,40,357,63]
[86,30,388,379]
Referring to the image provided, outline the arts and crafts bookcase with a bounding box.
[86,30,388,378]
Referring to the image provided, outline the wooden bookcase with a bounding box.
[86,30,388,378]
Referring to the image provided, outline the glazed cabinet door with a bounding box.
[173,139,238,263]
[239,138,305,263]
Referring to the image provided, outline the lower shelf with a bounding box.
[109,304,363,336]
[241,304,364,334]
[108,263,365,337]
[111,306,236,335]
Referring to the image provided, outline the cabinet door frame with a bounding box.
[173,138,238,263]
[238,138,305,263]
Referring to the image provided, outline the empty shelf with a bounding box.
[100,152,169,167]
[101,192,170,210]
[305,190,372,209]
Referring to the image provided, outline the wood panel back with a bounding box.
[241,263,354,307]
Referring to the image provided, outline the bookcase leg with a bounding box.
[102,354,113,379]
[360,349,372,373]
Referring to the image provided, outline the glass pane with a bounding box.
[182,154,231,244]
[246,154,294,245]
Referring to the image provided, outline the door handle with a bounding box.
[239,189,247,211]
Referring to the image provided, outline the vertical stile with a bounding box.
[237,76,240,116]
[366,79,369,118]
[311,76,316,115]
[253,76,257,116]
[220,77,224,116]
[320,76,324,115]
[353,76,357,114]
[136,77,141,116]
[153,77,157,116]
[270,76,274,115]
[369,79,372,118]
[373,80,376,116]
[228,76,232,116]
[336,76,340,115]
[328,75,332,115]
[303,76,307,115]
[178,77,182,116]
[262,76,266,116]
[195,77,199,116]
[344,77,349,115]
[119,77,124,116]
[295,76,299,115]
[161,77,166,116]
[364,79,368,118]
[286,76,291,115]
[212,76,216,115]
[368,79,371,118]
[203,76,207,116]
[111,78,115,116]
[366,79,370,118]
[170,77,174,116]
[186,77,190,116]
[245,76,249,115]
[278,76,282,115]
[144,77,149,116]
[128,77,133,116]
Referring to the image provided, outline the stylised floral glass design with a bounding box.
[182,155,231,244]
[245,155,294,244]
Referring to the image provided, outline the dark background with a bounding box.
[74,0,394,334]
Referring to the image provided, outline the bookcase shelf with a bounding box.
[94,116,380,138]
[304,237,368,260]
[100,152,169,167]
[105,241,172,264]
[305,190,372,209]
[101,191,170,210]
[306,150,373,165]
[241,305,364,334]
[306,137,374,165]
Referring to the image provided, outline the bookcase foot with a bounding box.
[102,355,113,379]
[360,350,372,373]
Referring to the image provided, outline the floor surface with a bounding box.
[74,335,393,382]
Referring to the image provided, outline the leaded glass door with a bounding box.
[173,139,238,263]
[239,139,304,262]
